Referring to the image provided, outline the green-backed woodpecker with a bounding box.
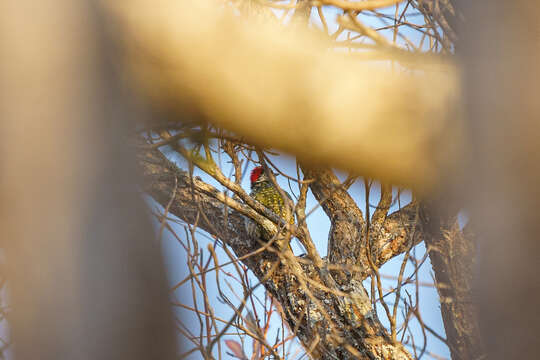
[246,166,295,245]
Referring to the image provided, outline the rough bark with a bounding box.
[420,206,484,360]
[138,145,419,359]
[302,168,422,282]
[301,168,366,283]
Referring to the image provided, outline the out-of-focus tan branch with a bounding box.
[0,1,176,358]
[104,0,462,190]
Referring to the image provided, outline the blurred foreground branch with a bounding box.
[457,1,540,359]
[0,1,176,359]
[105,0,462,190]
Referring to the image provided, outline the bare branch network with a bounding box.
[139,135,421,359]
[136,129,475,359]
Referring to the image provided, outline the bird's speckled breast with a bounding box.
[250,181,294,224]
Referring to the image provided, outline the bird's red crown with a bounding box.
[250,166,264,184]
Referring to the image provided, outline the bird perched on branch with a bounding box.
[246,166,295,246]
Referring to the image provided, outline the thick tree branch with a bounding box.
[301,167,366,282]
[420,205,484,360]
[371,202,421,269]
[301,168,422,281]
[372,183,393,225]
